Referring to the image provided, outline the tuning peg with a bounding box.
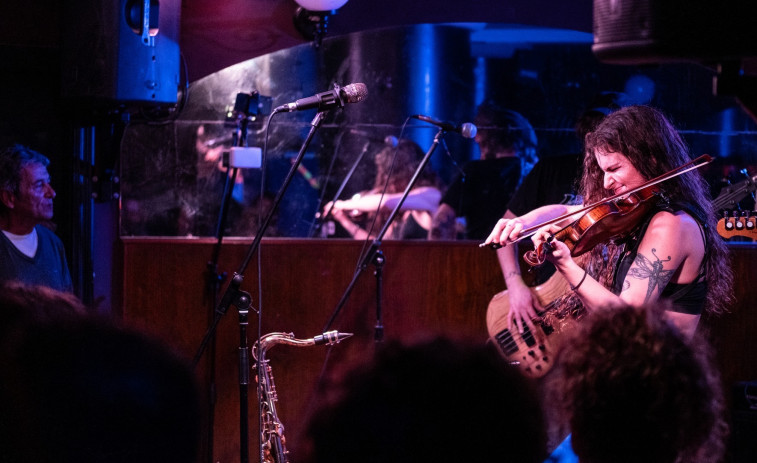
[746,211,755,230]
[724,210,734,231]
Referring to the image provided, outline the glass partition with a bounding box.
[120,23,757,238]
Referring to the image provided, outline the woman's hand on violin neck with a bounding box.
[532,224,574,270]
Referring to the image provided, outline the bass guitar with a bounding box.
[486,272,580,378]
[716,212,757,240]
[712,171,756,240]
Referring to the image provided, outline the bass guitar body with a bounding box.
[486,273,578,378]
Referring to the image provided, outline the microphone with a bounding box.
[275,83,368,112]
[312,330,353,346]
[411,114,478,139]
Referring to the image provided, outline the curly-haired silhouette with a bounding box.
[549,302,726,463]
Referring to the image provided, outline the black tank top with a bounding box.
[612,200,707,315]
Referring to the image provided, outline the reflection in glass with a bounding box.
[120,24,757,238]
[322,138,442,240]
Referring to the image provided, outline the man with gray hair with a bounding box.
[0,144,71,292]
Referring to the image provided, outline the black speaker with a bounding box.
[62,0,180,106]
[592,0,757,65]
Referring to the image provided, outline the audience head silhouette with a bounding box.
[0,282,202,463]
[550,303,726,463]
[302,336,547,463]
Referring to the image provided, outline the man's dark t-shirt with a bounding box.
[507,153,583,216]
[440,157,522,240]
[0,225,73,292]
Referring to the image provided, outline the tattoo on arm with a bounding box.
[626,248,674,303]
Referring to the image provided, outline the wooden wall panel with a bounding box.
[120,238,757,463]
[703,244,757,387]
[120,238,504,462]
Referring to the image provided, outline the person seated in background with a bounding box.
[325,138,441,240]
[0,281,202,463]
[0,144,72,292]
[299,336,547,463]
[429,101,538,240]
[547,302,726,463]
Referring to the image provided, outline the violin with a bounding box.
[523,185,660,266]
[481,154,715,266]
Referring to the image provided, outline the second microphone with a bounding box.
[411,114,478,138]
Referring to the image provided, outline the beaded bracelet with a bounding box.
[570,269,588,291]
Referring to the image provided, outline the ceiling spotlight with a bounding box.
[295,0,348,10]
[293,0,349,47]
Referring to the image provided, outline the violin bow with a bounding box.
[481,154,715,249]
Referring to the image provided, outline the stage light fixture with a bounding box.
[292,0,349,47]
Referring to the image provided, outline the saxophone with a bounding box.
[253,330,353,463]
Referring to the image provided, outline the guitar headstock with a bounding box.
[717,210,757,240]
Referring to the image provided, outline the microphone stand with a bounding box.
[322,127,446,339]
[191,108,330,463]
[200,115,249,463]
[315,139,371,237]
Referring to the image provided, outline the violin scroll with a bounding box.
[523,234,555,266]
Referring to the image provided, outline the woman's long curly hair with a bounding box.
[570,105,732,316]
[371,139,439,193]
[548,303,727,463]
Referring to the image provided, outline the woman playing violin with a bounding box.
[325,139,441,240]
[485,105,733,338]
